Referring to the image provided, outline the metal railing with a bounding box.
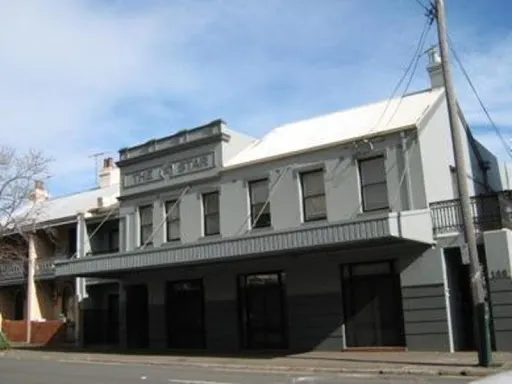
[430,191,512,235]
[0,260,24,282]
[0,257,58,283]
[34,258,56,278]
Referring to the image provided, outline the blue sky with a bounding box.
[1,0,512,197]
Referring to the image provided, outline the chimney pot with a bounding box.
[426,45,444,88]
[103,157,114,169]
[29,179,49,202]
[98,157,120,188]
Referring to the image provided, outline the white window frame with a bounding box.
[139,204,153,246]
[202,191,220,236]
[165,199,181,242]
[358,155,389,212]
[299,169,327,222]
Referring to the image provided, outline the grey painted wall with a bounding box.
[115,242,431,352]
[116,128,432,253]
[220,130,427,236]
[417,94,504,202]
[489,279,512,351]
[399,247,450,351]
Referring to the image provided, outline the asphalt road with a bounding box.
[0,357,474,384]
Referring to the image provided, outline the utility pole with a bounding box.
[434,0,492,366]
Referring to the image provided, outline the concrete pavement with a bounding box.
[2,347,511,378]
[0,357,472,383]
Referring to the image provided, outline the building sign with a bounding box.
[123,152,215,188]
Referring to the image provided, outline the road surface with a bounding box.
[0,356,474,383]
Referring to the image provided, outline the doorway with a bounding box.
[14,289,24,320]
[106,293,120,344]
[342,261,405,348]
[125,284,149,348]
[444,245,494,351]
[166,279,205,349]
[238,271,288,350]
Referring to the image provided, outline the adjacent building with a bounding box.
[0,158,120,343]
[2,52,512,352]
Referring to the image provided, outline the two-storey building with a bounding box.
[55,52,512,353]
[0,158,120,343]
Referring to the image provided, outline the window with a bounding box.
[300,169,327,221]
[139,204,153,246]
[203,192,220,236]
[109,228,119,253]
[359,156,389,211]
[249,179,271,228]
[165,200,181,242]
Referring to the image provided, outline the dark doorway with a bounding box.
[14,290,24,320]
[444,245,494,351]
[125,284,149,348]
[342,261,405,348]
[238,271,288,350]
[166,279,205,349]
[445,247,474,350]
[106,293,120,344]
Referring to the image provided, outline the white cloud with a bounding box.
[2,0,509,196]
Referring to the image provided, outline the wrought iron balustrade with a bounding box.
[430,191,512,235]
[0,260,24,282]
[34,258,56,278]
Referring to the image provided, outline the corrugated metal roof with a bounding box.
[12,184,120,227]
[225,88,445,168]
[38,184,119,223]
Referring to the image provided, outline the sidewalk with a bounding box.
[2,345,511,378]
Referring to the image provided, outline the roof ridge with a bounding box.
[271,88,435,134]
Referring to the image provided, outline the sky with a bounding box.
[1,0,512,197]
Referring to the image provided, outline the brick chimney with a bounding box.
[29,180,49,203]
[98,157,120,188]
[427,45,444,88]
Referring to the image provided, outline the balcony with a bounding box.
[56,209,435,277]
[430,191,512,236]
[0,257,59,285]
[0,260,24,286]
[34,258,56,279]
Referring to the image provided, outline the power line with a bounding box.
[446,34,512,159]
[414,0,429,13]
[367,16,432,136]
[380,21,433,130]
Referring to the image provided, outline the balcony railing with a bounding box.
[35,258,56,279]
[430,191,512,235]
[0,257,59,284]
[0,260,24,283]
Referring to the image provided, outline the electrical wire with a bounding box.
[70,202,120,259]
[234,166,293,237]
[140,185,190,250]
[380,22,432,131]
[367,16,432,136]
[446,34,512,159]
[414,0,430,13]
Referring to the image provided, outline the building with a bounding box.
[3,52,512,352]
[0,158,120,343]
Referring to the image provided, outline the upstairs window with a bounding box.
[249,179,271,228]
[359,156,389,211]
[203,192,220,236]
[109,228,119,253]
[165,200,181,242]
[139,204,153,246]
[300,169,327,221]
